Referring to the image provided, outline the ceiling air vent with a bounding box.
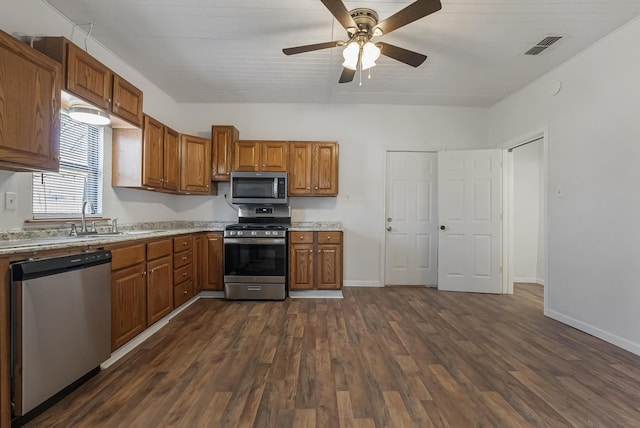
[524,35,563,55]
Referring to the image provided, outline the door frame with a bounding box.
[501,129,549,301]
[382,149,438,286]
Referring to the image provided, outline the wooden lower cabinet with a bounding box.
[173,235,194,307]
[146,238,173,326]
[205,233,223,291]
[194,234,206,294]
[111,263,147,351]
[289,231,343,290]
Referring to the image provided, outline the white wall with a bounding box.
[513,140,544,284]
[176,103,489,285]
[490,16,640,355]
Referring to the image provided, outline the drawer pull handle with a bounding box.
[299,236,304,240]
[182,242,187,245]
[183,256,188,260]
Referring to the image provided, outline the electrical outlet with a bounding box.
[5,192,17,210]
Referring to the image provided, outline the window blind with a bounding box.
[32,113,104,218]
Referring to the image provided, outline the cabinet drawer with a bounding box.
[174,263,193,285]
[173,250,193,269]
[290,231,314,244]
[173,236,193,252]
[317,231,342,244]
[174,279,194,308]
[147,239,172,260]
[111,244,146,270]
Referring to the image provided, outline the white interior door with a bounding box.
[438,149,503,293]
[385,151,438,286]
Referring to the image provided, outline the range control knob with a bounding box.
[237,231,243,236]
[265,231,271,236]
[251,231,257,236]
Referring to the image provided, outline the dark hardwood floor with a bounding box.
[25,284,640,427]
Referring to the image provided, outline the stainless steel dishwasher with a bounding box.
[10,250,112,423]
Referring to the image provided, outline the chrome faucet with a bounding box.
[80,200,95,234]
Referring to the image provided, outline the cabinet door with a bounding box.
[313,143,339,195]
[212,126,238,181]
[180,134,212,193]
[66,41,112,111]
[288,142,313,196]
[193,234,207,294]
[205,233,223,291]
[317,243,343,289]
[0,30,61,172]
[147,255,173,326]
[143,115,165,188]
[234,141,260,171]
[289,243,315,290]
[261,141,289,172]
[111,263,147,351]
[112,74,143,127]
[163,127,180,191]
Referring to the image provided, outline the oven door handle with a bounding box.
[224,238,285,245]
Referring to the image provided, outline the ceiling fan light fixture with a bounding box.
[68,105,111,126]
[361,41,381,70]
[342,41,360,70]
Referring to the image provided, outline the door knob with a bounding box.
[386,226,392,232]
[440,225,446,230]
[387,217,392,222]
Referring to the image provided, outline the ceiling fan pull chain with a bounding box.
[359,67,363,86]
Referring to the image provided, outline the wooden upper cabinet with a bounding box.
[143,115,165,188]
[180,134,212,194]
[66,42,112,111]
[289,142,313,195]
[234,140,260,171]
[0,29,61,172]
[163,127,180,191]
[289,142,338,196]
[261,141,289,171]
[234,140,288,172]
[212,125,238,181]
[33,37,143,127]
[113,115,180,192]
[112,74,144,127]
[313,143,339,195]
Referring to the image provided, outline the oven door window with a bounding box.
[224,241,286,276]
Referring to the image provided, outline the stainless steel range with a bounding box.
[223,205,291,300]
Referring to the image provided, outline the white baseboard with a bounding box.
[343,280,384,288]
[513,276,544,285]
[545,308,640,357]
[289,290,343,299]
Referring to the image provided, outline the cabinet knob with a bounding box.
[182,272,187,276]
[307,187,310,190]
[183,242,187,245]
[183,256,188,260]
[327,236,331,240]
[206,184,209,189]
[309,250,312,253]
[142,271,146,276]
[315,187,319,190]
[116,102,120,107]
[150,269,154,273]
[183,290,188,295]
[299,236,304,240]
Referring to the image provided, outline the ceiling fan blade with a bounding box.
[375,0,442,35]
[378,42,427,67]
[283,41,341,55]
[338,68,355,83]
[320,0,357,30]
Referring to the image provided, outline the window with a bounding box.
[32,112,104,218]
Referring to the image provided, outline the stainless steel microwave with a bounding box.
[230,172,288,205]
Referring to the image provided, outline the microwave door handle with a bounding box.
[274,177,278,196]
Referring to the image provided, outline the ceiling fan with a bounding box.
[282,0,442,84]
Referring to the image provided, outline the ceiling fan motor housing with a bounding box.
[348,8,380,36]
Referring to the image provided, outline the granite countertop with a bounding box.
[0,221,231,256]
[289,222,343,231]
[0,220,344,255]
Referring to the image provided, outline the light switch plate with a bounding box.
[5,192,17,210]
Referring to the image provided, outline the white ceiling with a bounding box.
[43,0,640,107]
